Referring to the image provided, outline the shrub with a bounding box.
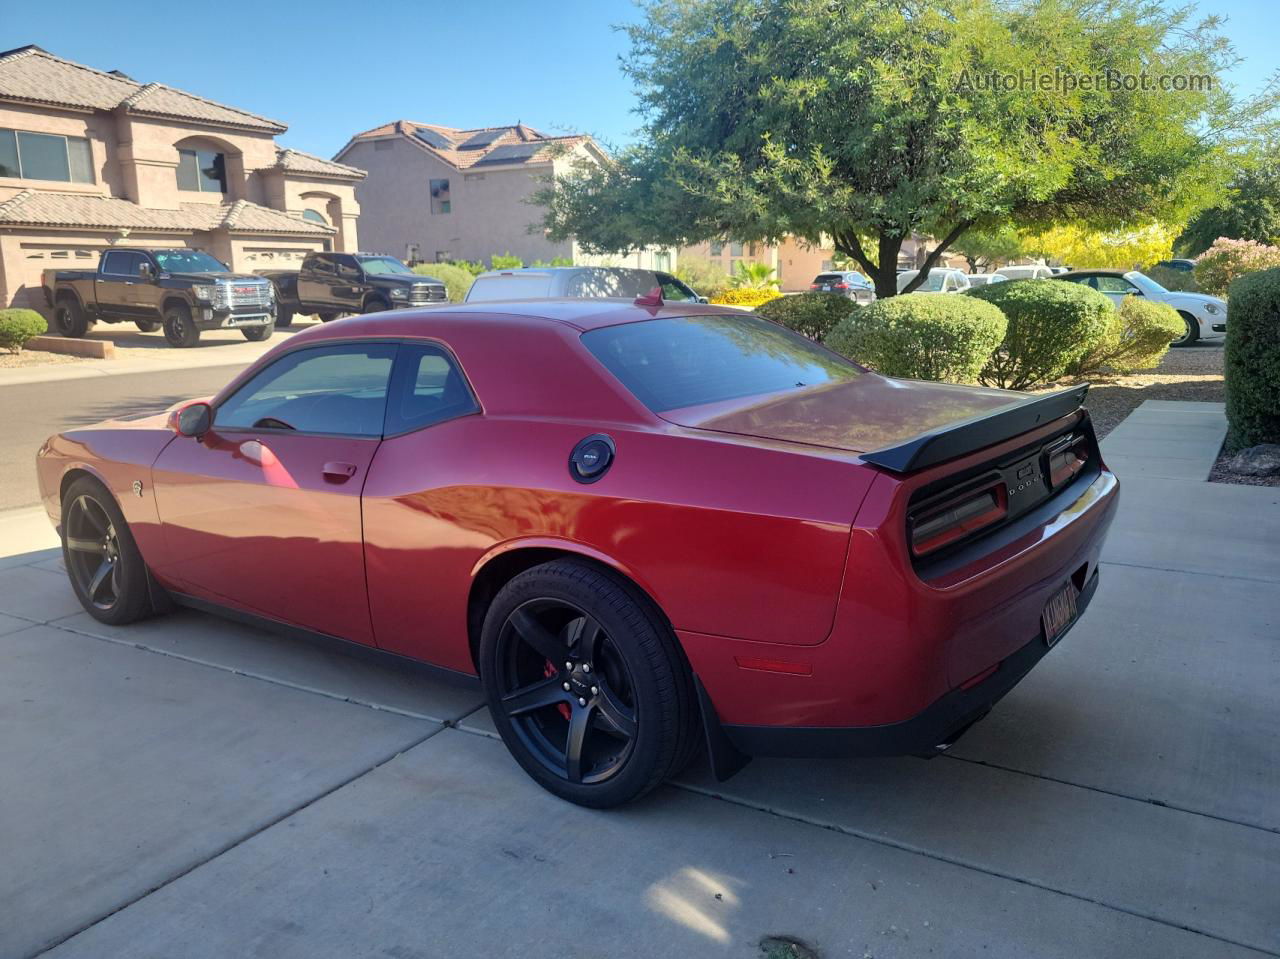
[1224,267,1280,448]
[489,252,523,270]
[709,288,783,309]
[1194,238,1280,298]
[529,257,573,267]
[966,279,1112,389]
[1069,297,1184,376]
[0,308,47,353]
[825,293,1007,383]
[450,259,487,276]
[413,263,473,302]
[755,292,853,342]
[675,256,730,298]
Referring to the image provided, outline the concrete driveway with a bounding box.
[1,401,1276,959]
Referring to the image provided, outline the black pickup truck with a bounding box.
[258,252,446,326]
[42,248,275,348]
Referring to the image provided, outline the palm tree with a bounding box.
[730,261,779,289]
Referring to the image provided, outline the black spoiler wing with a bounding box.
[860,385,1089,473]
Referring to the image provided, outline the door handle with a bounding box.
[322,461,358,482]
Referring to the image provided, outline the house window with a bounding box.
[654,251,672,272]
[730,241,744,256]
[301,208,328,224]
[374,140,394,151]
[709,242,724,256]
[435,251,451,262]
[177,148,226,193]
[0,128,94,183]
[430,178,451,214]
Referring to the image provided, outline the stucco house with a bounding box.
[0,45,365,312]
[335,120,675,271]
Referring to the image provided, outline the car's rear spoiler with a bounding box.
[860,385,1089,473]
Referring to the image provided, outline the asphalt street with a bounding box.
[0,364,245,510]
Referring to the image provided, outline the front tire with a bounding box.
[317,312,340,323]
[480,560,699,808]
[274,309,294,329]
[61,476,154,625]
[162,304,200,348]
[1172,311,1200,347]
[241,319,275,342]
[363,297,390,314]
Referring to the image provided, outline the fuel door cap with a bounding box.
[569,434,615,483]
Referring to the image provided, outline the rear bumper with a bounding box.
[722,568,1099,758]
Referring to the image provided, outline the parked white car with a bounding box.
[966,273,1008,287]
[465,267,704,303]
[896,268,971,293]
[997,264,1056,281]
[1054,269,1226,346]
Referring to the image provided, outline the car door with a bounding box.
[150,342,398,643]
[130,251,164,319]
[333,255,365,313]
[96,250,143,318]
[1092,274,1141,307]
[298,253,335,309]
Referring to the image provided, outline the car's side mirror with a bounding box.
[170,401,212,438]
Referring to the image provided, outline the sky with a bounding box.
[3,0,1276,161]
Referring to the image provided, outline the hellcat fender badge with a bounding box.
[132,480,143,497]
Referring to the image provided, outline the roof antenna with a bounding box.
[634,286,664,308]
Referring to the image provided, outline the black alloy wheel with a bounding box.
[163,304,200,348]
[54,296,90,338]
[61,477,153,625]
[363,297,390,314]
[480,560,699,808]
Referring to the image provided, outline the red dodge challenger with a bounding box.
[36,298,1118,807]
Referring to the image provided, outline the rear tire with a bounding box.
[274,309,294,329]
[1172,311,1200,347]
[61,476,154,626]
[134,320,160,333]
[53,296,90,338]
[241,319,275,342]
[162,304,200,348]
[318,312,340,323]
[479,559,699,808]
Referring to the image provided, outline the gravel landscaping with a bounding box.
[0,350,91,370]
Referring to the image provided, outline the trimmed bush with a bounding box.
[709,288,783,309]
[1069,297,1184,376]
[413,263,473,302]
[825,293,1007,383]
[967,279,1112,389]
[1224,267,1280,448]
[0,308,47,353]
[755,292,853,342]
[1195,238,1280,298]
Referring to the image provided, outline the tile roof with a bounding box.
[0,45,286,132]
[271,148,366,179]
[0,190,334,235]
[338,119,593,170]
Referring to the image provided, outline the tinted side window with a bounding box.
[384,343,479,434]
[216,344,397,436]
[308,254,335,275]
[335,255,361,280]
[1094,275,1138,294]
[657,273,695,302]
[102,251,142,276]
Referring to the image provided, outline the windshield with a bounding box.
[1125,271,1169,295]
[898,270,950,293]
[357,256,413,276]
[153,250,228,274]
[582,314,860,413]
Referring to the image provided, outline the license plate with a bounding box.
[1042,581,1080,647]
[822,284,831,291]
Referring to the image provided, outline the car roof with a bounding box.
[1056,269,1130,278]
[294,298,745,338]
[473,266,664,280]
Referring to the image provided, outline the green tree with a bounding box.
[540,0,1273,298]
[1177,156,1280,256]
[953,225,1027,273]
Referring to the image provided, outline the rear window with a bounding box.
[813,273,843,283]
[581,314,860,413]
[466,274,552,301]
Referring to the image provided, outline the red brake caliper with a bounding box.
[544,660,571,720]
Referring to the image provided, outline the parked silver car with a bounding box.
[465,267,704,303]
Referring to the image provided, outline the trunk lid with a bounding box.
[662,374,1023,456]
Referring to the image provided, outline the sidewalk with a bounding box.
[1,400,1276,959]
[0,319,324,387]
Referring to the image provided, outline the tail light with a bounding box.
[909,478,1008,557]
[1044,434,1088,489]
[810,283,821,290]
[833,282,849,290]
